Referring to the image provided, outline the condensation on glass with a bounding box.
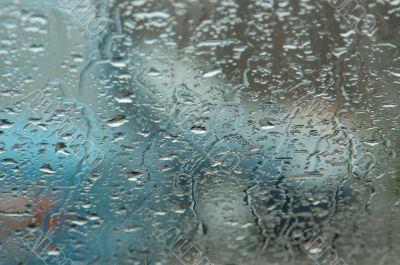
[0,0,399,264]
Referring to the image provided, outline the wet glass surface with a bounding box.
[0,0,399,264]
